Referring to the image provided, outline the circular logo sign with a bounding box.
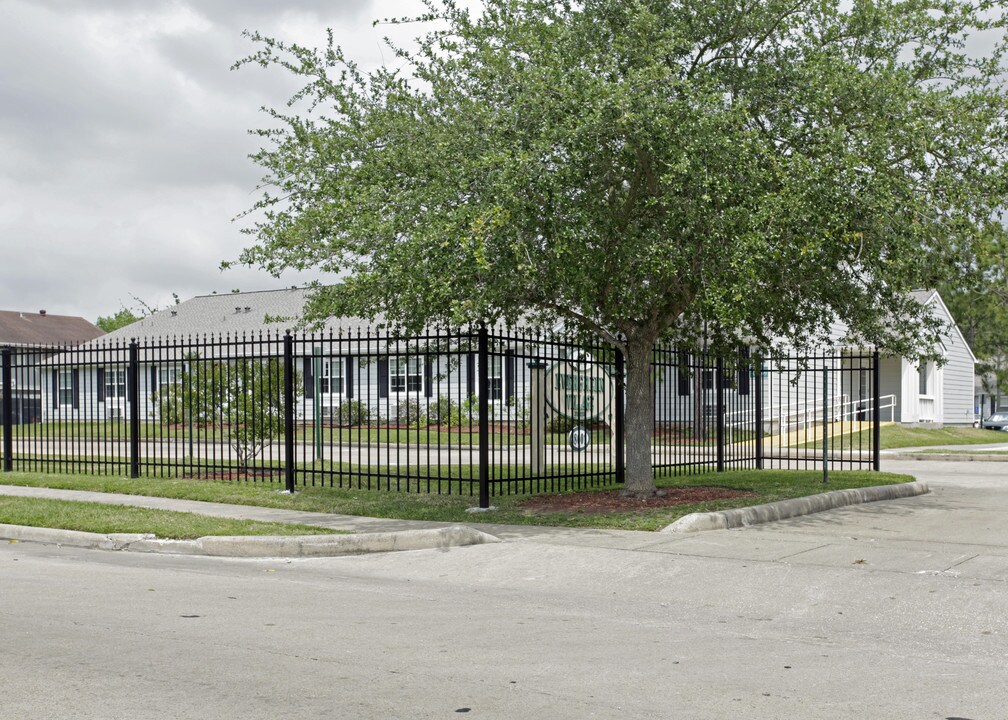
[544,360,613,421]
[568,425,592,451]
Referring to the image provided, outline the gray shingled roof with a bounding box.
[94,287,379,343]
[0,309,104,346]
[61,288,430,362]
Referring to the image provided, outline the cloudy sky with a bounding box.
[2,2,1002,327]
[0,0,428,323]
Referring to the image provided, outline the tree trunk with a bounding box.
[622,333,658,497]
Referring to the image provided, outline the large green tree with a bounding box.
[942,224,1008,409]
[234,0,1008,496]
[96,308,141,333]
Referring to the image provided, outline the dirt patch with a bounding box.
[519,486,756,514]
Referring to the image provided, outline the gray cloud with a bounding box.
[0,0,418,322]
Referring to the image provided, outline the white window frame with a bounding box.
[57,370,74,406]
[320,358,344,395]
[389,356,423,394]
[159,365,182,394]
[488,356,503,401]
[917,362,933,397]
[105,368,127,401]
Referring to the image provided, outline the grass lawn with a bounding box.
[0,495,340,539]
[0,468,914,532]
[800,424,1008,450]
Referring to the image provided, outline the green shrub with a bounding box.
[394,398,427,428]
[427,395,457,426]
[335,400,369,426]
[546,413,574,434]
[503,394,531,430]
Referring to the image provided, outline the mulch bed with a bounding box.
[519,486,756,513]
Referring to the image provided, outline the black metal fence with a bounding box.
[0,327,880,505]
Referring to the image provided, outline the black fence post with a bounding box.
[2,347,12,472]
[477,323,490,508]
[615,346,625,485]
[873,349,881,471]
[128,340,140,479]
[716,354,725,472]
[822,364,829,484]
[283,332,296,493]
[754,353,764,470]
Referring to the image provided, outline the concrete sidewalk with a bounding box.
[881,440,1008,461]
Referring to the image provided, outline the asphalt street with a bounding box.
[1,458,1005,719]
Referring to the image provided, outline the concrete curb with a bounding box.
[0,524,501,557]
[661,481,930,534]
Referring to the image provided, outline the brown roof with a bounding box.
[0,310,105,346]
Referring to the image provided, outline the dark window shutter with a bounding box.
[737,348,751,396]
[505,350,515,401]
[52,370,58,408]
[302,356,314,399]
[377,357,389,399]
[150,366,158,394]
[466,353,475,398]
[345,356,354,399]
[97,368,106,403]
[677,351,691,396]
[424,357,433,398]
[72,369,80,409]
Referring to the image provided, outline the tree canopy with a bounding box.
[942,223,1008,405]
[96,308,141,333]
[235,0,1008,494]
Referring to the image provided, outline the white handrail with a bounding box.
[724,394,896,431]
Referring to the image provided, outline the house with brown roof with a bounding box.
[1,309,104,423]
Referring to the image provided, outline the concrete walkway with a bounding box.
[882,440,1008,461]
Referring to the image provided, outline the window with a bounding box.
[105,368,127,400]
[676,352,691,396]
[859,369,871,401]
[320,358,344,395]
[390,356,423,393]
[489,356,503,400]
[918,362,931,396]
[58,370,74,406]
[160,366,181,393]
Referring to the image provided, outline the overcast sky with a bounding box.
[0,0,426,323]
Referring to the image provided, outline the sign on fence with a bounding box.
[544,360,613,420]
